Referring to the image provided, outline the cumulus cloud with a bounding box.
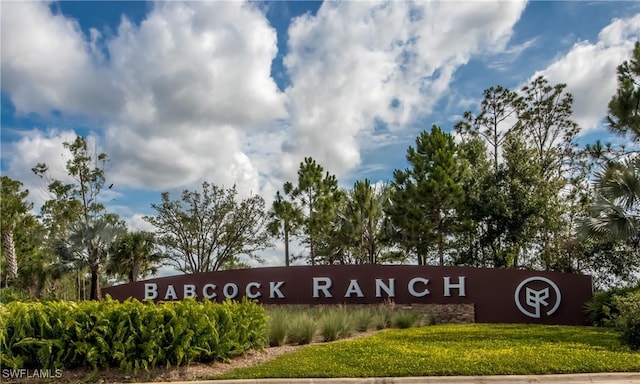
[0,2,121,116]
[281,1,527,179]
[531,14,640,133]
[102,1,287,195]
[2,1,287,199]
[108,1,286,129]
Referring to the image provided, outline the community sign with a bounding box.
[102,265,593,325]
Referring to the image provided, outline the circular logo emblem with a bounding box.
[514,276,561,318]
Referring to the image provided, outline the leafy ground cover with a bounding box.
[215,324,640,379]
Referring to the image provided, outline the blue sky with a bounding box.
[1,1,639,266]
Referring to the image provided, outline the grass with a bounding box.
[267,307,289,347]
[264,304,424,345]
[216,324,640,379]
[286,312,317,345]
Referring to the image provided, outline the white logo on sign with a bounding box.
[514,276,561,318]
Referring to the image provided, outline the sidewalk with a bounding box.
[149,372,639,384]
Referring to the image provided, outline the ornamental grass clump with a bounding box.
[267,307,290,347]
[319,307,353,342]
[372,304,394,329]
[287,313,317,345]
[352,307,375,332]
[392,309,422,329]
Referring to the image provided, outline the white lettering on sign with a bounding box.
[408,277,430,297]
[144,283,158,300]
[313,277,333,298]
[203,284,217,299]
[270,281,285,298]
[444,276,466,297]
[223,283,238,299]
[164,285,177,300]
[375,278,396,298]
[344,279,364,298]
[184,284,197,298]
[246,282,261,299]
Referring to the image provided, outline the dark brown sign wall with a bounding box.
[102,265,593,325]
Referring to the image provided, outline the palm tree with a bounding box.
[57,218,122,300]
[582,42,640,245]
[581,155,640,243]
[0,177,32,284]
[107,231,162,283]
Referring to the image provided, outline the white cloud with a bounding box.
[0,2,121,116]
[281,1,527,179]
[531,14,640,133]
[2,1,288,199]
[126,214,158,233]
[485,37,539,71]
[108,1,286,129]
[102,1,287,194]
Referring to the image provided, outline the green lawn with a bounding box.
[215,324,640,379]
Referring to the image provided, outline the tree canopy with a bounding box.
[144,182,271,273]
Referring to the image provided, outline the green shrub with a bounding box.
[0,287,31,303]
[613,291,640,351]
[586,284,640,327]
[319,307,352,342]
[287,313,316,345]
[0,297,267,371]
[392,310,421,329]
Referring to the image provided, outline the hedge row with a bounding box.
[0,298,267,371]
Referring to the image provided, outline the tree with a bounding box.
[56,218,123,300]
[336,179,390,264]
[144,182,271,273]
[288,157,343,265]
[456,77,581,270]
[0,177,32,283]
[107,231,163,283]
[517,76,580,175]
[578,43,640,285]
[33,136,109,229]
[608,41,640,144]
[388,125,465,265]
[514,76,580,270]
[580,156,639,243]
[32,136,113,299]
[12,216,51,297]
[455,85,520,173]
[450,137,492,266]
[267,187,302,267]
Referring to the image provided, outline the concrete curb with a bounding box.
[148,372,640,384]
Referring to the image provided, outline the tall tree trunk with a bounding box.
[76,269,81,300]
[310,240,315,266]
[3,229,18,281]
[90,263,101,300]
[435,212,444,266]
[284,223,290,267]
[130,263,139,283]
